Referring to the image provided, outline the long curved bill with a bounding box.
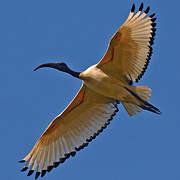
[33,63,60,71]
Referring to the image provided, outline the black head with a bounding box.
[34,62,70,73]
[34,62,80,78]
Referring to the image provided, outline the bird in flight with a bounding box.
[20,3,160,179]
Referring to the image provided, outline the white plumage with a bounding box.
[20,3,160,179]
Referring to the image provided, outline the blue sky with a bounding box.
[1,0,180,179]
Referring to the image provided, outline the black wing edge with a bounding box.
[19,101,119,179]
[135,5,157,83]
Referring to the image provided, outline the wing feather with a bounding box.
[20,84,119,178]
[97,3,157,83]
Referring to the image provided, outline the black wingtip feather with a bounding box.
[83,142,88,147]
[153,27,157,32]
[47,165,54,172]
[91,135,96,139]
[70,151,76,157]
[64,153,70,159]
[149,37,154,45]
[21,167,28,172]
[59,157,66,163]
[54,162,60,168]
[109,117,113,121]
[97,129,103,133]
[151,17,157,22]
[151,31,156,37]
[86,138,92,142]
[131,4,135,12]
[115,108,119,112]
[145,6,150,14]
[35,172,40,179]
[102,124,107,128]
[27,170,34,176]
[19,160,25,163]
[75,147,81,151]
[41,170,47,177]
[152,23,156,27]
[149,13,155,18]
[96,131,100,136]
[139,3,143,11]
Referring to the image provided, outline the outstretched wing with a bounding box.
[20,84,119,179]
[97,3,156,83]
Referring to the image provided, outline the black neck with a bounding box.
[33,62,81,79]
[67,69,81,78]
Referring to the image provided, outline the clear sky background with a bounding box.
[1,0,180,179]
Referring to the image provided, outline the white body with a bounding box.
[81,64,129,101]
[20,5,160,178]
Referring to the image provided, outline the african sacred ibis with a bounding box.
[20,3,160,179]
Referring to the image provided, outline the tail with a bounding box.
[122,86,161,117]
